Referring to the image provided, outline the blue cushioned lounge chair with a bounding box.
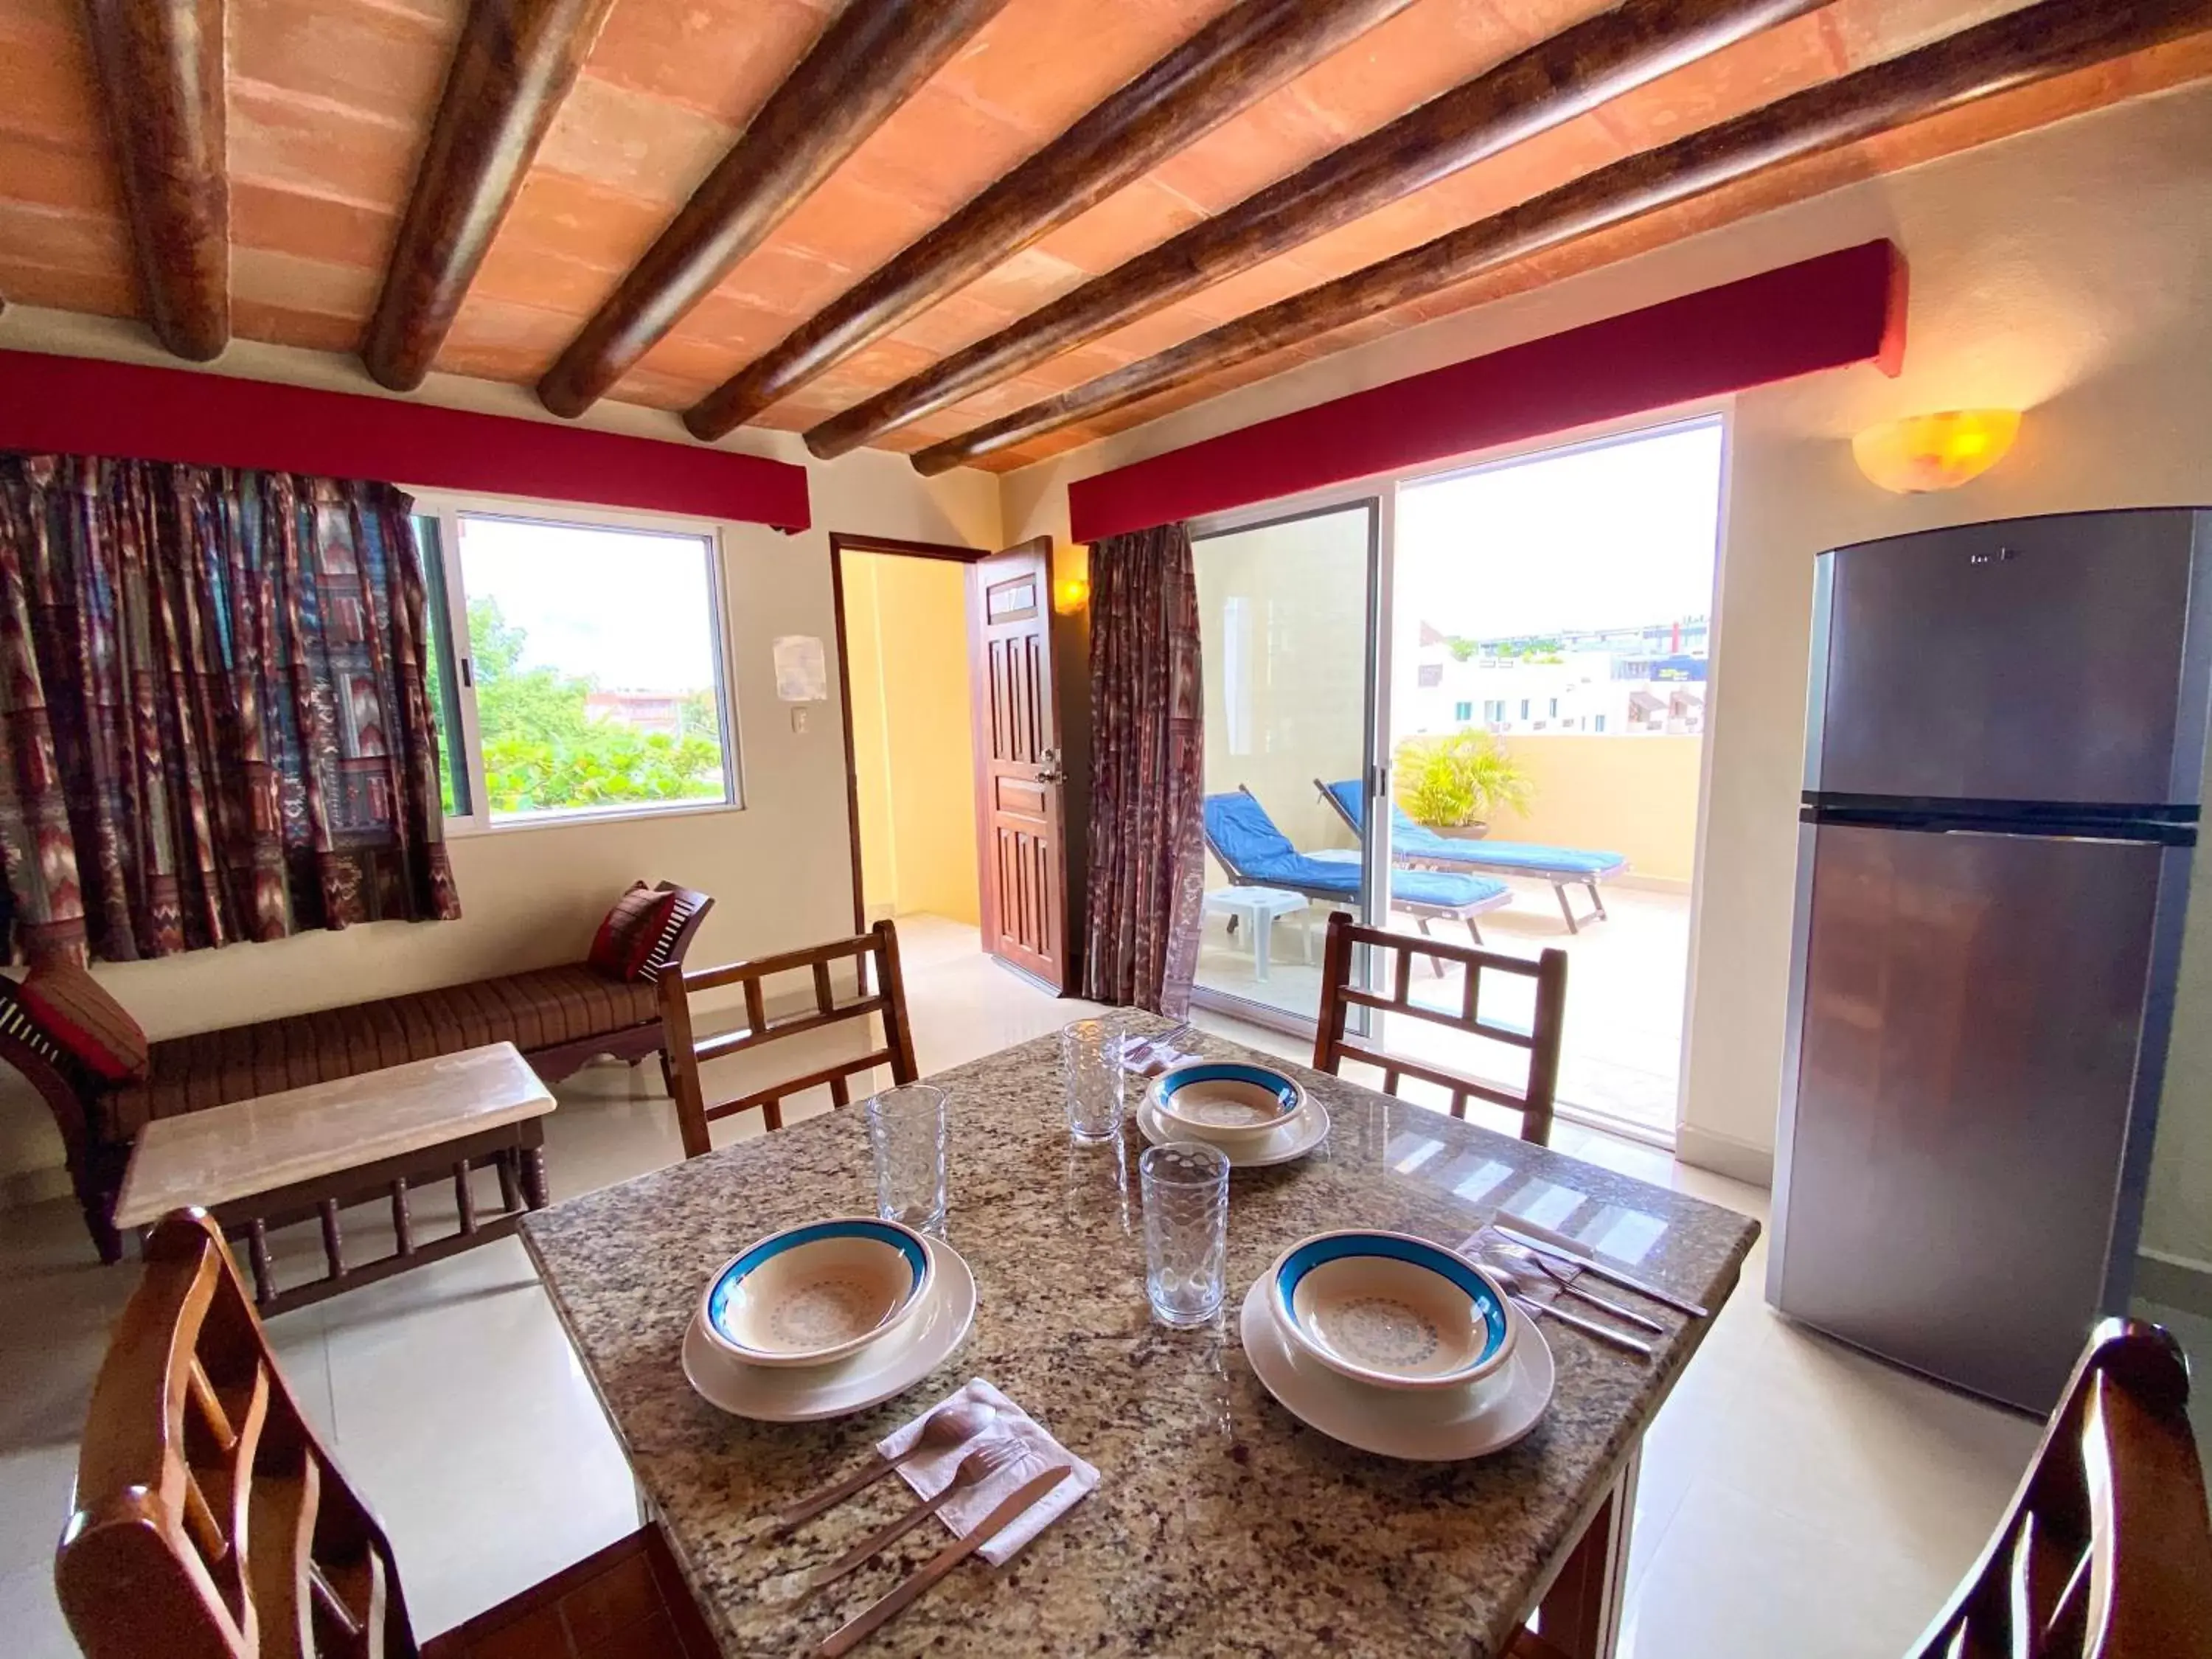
[1316,779,1629,934]
[1201,787,1512,946]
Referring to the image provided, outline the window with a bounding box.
[1593,714,1607,733]
[1519,698,1531,720]
[1453,700,1473,721]
[410,507,737,831]
[1483,699,1506,723]
[1548,698,1559,717]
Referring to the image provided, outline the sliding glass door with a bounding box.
[1189,499,1382,1031]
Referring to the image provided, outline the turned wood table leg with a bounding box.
[246,1218,277,1311]
[521,1146,549,1209]
[318,1198,344,1281]
[496,1152,522,1214]
[392,1178,414,1256]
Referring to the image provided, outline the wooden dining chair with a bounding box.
[658,918,919,1158]
[1908,1317,2212,1658]
[56,1207,717,1659]
[1312,910,1568,1145]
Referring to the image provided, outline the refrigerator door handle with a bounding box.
[1930,827,2174,848]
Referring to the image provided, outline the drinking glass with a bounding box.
[1140,1141,1230,1326]
[1060,1018,1127,1144]
[865,1084,948,1237]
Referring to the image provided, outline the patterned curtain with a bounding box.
[0,454,462,966]
[1081,522,1204,1015]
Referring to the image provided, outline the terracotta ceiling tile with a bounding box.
[1282,0,1578,139]
[229,0,462,127]
[232,246,380,323]
[466,239,627,315]
[0,132,119,217]
[1168,254,1328,325]
[1029,176,1209,275]
[658,285,799,359]
[934,0,1240,140]
[1144,86,1352,215]
[232,299,366,355]
[230,181,393,270]
[1071,302,1217,366]
[1825,0,2031,68]
[952,245,1091,316]
[827,82,1043,222]
[0,0,109,143]
[695,237,858,319]
[473,170,671,283]
[1594,11,1847,149]
[229,83,425,212]
[883,290,1023,357]
[434,296,577,380]
[582,0,828,126]
[749,177,941,284]
[0,260,136,319]
[0,201,129,276]
[619,330,754,401]
[603,365,705,413]
[536,74,740,207]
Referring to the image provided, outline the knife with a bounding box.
[1512,1294,1653,1359]
[1491,1222,1709,1319]
[813,1464,1069,1658]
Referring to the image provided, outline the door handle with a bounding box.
[1037,765,1064,785]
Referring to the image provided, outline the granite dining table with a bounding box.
[521,1017,1759,1658]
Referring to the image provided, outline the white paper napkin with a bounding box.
[877,1379,1096,1565]
[1121,1037,1201,1078]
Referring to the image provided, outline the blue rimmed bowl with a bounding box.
[1150,1062,1306,1147]
[699,1218,933,1368]
[1266,1230,1515,1392]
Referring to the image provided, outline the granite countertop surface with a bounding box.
[521,1019,1759,1659]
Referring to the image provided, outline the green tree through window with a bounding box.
[468,597,723,815]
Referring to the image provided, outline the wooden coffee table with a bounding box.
[114,1042,557,1314]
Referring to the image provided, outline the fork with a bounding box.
[1491,1241,1666,1335]
[1124,1021,1194,1069]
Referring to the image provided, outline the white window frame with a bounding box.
[406,490,743,837]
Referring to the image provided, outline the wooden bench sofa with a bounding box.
[0,881,712,1265]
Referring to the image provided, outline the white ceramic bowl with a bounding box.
[1265,1229,1516,1392]
[698,1217,933,1368]
[1149,1062,1306,1147]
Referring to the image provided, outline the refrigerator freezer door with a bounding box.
[1769,821,2163,1413]
[1811,511,2204,805]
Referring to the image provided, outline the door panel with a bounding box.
[1774,821,2160,1411]
[1814,511,2196,804]
[969,539,1067,990]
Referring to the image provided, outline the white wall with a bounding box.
[1001,81,2212,1265]
[0,308,1000,1195]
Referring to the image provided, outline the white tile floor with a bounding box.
[0,914,2090,1655]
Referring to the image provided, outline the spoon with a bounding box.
[1484,1262,1654,1359]
[773,1400,999,1534]
[1489,1242,1666,1335]
[792,1438,1027,1599]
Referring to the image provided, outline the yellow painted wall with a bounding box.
[842,553,981,926]
[1478,735,1703,885]
[0,309,1001,1195]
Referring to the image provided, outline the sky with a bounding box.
[457,514,720,692]
[1397,420,1725,639]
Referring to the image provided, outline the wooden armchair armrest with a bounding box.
[645,883,715,980]
[0,975,126,1263]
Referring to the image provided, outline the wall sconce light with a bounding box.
[1054,574,1091,614]
[1851,409,2022,494]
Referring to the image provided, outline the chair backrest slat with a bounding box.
[661,919,918,1158]
[1310,911,1567,1145]
[1910,1318,2212,1658]
[58,1209,417,1659]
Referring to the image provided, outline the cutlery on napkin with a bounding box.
[874,1378,1096,1565]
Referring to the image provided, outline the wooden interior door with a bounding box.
[968,538,1068,990]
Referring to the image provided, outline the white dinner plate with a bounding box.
[682,1235,977,1423]
[1239,1272,1554,1461]
[1135,1094,1330,1168]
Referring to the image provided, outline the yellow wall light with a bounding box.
[1851,409,2022,494]
[1053,574,1091,614]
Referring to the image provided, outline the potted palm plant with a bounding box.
[1395,731,1533,838]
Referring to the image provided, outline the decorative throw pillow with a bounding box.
[588,883,679,983]
[18,962,150,1082]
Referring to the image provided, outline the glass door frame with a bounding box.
[1187,484,1396,1037]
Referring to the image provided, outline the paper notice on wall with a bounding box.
[773,635,830,703]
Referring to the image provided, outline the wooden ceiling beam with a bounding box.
[681,0,1421,442]
[805,0,1823,461]
[912,0,2212,475]
[536,0,1012,421]
[83,0,229,362]
[364,0,619,393]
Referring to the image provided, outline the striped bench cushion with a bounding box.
[106,964,659,1135]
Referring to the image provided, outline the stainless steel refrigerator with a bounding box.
[1769,507,2212,1414]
